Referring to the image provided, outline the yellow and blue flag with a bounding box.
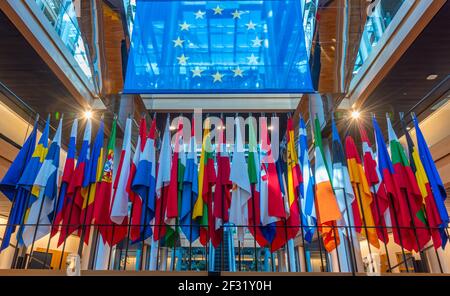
[0,116,39,251]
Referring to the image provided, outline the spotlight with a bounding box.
[84,110,93,119]
[268,125,274,130]
[169,125,176,131]
[351,110,361,120]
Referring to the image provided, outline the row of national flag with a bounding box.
[0,113,448,255]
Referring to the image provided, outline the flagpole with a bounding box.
[315,224,326,272]
[221,183,225,271]
[42,177,65,269]
[400,187,429,272]
[139,193,150,271]
[250,184,259,271]
[107,224,115,270]
[6,114,40,269]
[401,113,443,273]
[296,190,310,272]
[339,187,358,274]
[237,240,242,271]
[188,191,193,270]
[371,184,392,272]
[156,185,165,271]
[311,180,327,272]
[331,223,342,272]
[9,190,30,269]
[354,183,376,273]
[26,191,49,268]
[77,182,94,258]
[419,205,444,273]
[220,113,225,272]
[122,198,136,270]
[58,186,79,269]
[89,228,100,270]
[3,190,19,267]
[12,190,33,269]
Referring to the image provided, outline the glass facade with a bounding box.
[33,0,93,82]
[122,0,314,94]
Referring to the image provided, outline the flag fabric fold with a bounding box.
[22,117,63,246]
[285,118,301,240]
[401,117,443,249]
[154,116,172,242]
[358,124,389,244]
[51,118,77,238]
[373,116,419,251]
[298,117,316,243]
[313,117,341,252]
[58,118,91,246]
[192,119,216,246]
[212,121,232,248]
[229,118,252,242]
[93,118,117,245]
[131,117,157,243]
[164,118,183,246]
[345,135,380,249]
[128,117,147,242]
[80,118,105,244]
[0,118,38,251]
[246,118,268,248]
[16,115,51,246]
[413,115,449,247]
[259,117,285,251]
[108,117,132,246]
[180,121,200,242]
[330,117,355,230]
[387,116,430,251]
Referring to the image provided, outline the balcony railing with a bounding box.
[33,0,93,82]
[352,0,406,75]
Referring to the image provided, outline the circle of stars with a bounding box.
[173,5,265,83]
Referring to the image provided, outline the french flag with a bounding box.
[132,117,157,242]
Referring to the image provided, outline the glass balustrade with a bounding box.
[33,0,93,82]
[353,0,406,75]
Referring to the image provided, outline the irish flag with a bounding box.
[313,117,341,252]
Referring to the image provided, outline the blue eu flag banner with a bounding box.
[124,0,314,94]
